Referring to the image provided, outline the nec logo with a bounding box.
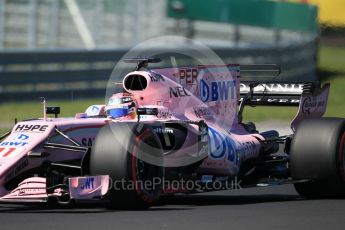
[14,124,49,133]
[169,87,191,98]
[200,79,236,102]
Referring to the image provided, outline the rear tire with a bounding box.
[290,117,345,198]
[89,123,164,209]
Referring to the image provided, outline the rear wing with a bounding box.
[237,65,330,130]
[239,64,317,106]
[239,82,305,106]
[239,81,330,131]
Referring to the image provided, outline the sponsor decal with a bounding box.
[91,106,100,112]
[81,177,95,190]
[169,87,191,98]
[153,127,174,134]
[301,96,325,115]
[215,176,229,181]
[0,148,16,157]
[19,188,45,195]
[201,175,213,183]
[157,110,172,119]
[108,97,133,106]
[81,137,95,147]
[193,106,213,118]
[177,68,198,85]
[200,79,236,102]
[199,124,208,143]
[0,141,28,147]
[0,147,25,158]
[239,97,300,104]
[240,83,303,94]
[14,134,29,141]
[302,97,316,114]
[199,144,208,156]
[14,124,48,133]
[237,141,257,158]
[198,123,209,156]
[85,105,100,116]
[5,158,29,182]
[122,97,134,103]
[149,72,165,82]
[155,101,170,107]
[208,127,238,164]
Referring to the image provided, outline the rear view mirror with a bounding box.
[46,107,60,118]
[137,108,158,116]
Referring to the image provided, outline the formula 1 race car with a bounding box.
[0,57,344,209]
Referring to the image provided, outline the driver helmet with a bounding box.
[105,93,138,119]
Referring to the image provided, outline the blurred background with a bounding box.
[0,0,344,132]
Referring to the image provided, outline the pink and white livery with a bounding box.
[0,57,344,208]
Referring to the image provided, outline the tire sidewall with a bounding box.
[90,123,164,208]
[337,128,345,182]
[128,128,164,205]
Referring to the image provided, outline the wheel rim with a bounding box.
[135,157,162,190]
[131,132,163,202]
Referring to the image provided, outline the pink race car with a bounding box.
[0,57,344,209]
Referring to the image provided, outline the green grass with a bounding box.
[0,45,344,133]
[319,46,345,73]
[243,106,297,122]
[0,98,105,132]
[317,46,345,118]
[323,75,345,117]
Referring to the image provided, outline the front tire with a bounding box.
[89,123,164,209]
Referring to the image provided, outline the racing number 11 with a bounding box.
[0,148,16,157]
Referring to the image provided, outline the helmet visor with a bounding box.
[107,108,129,118]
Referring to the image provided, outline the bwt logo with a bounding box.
[208,127,238,165]
[15,134,29,141]
[81,177,95,190]
[200,79,236,102]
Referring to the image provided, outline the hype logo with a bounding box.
[199,79,236,102]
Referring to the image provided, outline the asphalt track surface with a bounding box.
[0,184,344,230]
